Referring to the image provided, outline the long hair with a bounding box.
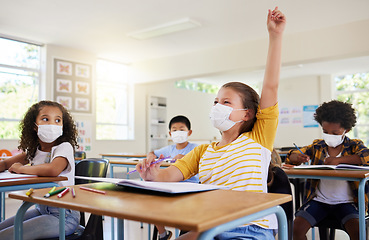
[221,82,260,134]
[18,101,78,162]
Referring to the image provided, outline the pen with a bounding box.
[48,186,56,193]
[44,187,66,198]
[128,157,171,174]
[293,143,304,155]
[58,187,70,198]
[80,186,106,195]
[71,187,76,198]
[26,188,34,197]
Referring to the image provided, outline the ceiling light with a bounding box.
[127,18,201,40]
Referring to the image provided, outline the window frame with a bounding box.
[0,37,42,139]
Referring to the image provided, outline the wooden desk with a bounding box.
[100,153,147,178]
[10,182,291,240]
[100,153,147,159]
[284,168,369,240]
[0,176,67,222]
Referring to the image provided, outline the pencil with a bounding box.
[26,188,34,197]
[57,187,70,198]
[71,187,76,198]
[128,157,171,174]
[48,186,56,193]
[44,187,67,198]
[293,143,304,155]
[79,186,106,195]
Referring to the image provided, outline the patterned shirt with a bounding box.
[286,137,369,207]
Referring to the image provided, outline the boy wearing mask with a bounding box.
[147,115,198,240]
[286,100,369,240]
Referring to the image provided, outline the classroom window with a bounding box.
[0,37,41,139]
[335,72,369,145]
[175,80,220,94]
[96,59,134,140]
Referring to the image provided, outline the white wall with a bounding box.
[2,19,368,154]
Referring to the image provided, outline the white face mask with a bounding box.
[37,124,63,143]
[209,103,247,132]
[171,131,188,144]
[322,132,345,148]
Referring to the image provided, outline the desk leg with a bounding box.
[59,208,65,240]
[117,219,124,240]
[1,191,4,221]
[110,164,114,178]
[14,201,35,240]
[198,206,287,240]
[358,179,367,240]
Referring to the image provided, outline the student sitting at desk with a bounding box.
[0,100,80,240]
[147,115,198,240]
[137,7,286,240]
[286,100,369,240]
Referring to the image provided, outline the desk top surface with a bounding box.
[100,153,147,158]
[283,168,369,179]
[0,176,68,187]
[108,159,171,167]
[9,182,291,232]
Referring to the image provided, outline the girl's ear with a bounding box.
[187,130,192,136]
[241,109,254,122]
[168,131,172,137]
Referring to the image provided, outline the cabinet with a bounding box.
[147,96,168,152]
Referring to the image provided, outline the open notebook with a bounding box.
[75,176,228,194]
[291,164,369,170]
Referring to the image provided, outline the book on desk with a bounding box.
[284,163,369,170]
[0,170,37,180]
[75,176,228,194]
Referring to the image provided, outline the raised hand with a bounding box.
[267,6,286,36]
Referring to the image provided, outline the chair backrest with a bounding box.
[267,166,293,240]
[74,151,87,159]
[75,158,109,185]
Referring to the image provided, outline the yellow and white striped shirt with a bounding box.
[173,103,279,229]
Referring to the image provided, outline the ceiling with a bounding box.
[1,0,369,83]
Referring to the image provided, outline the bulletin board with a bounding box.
[76,120,92,152]
[53,59,92,114]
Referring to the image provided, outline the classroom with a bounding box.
[1,1,369,240]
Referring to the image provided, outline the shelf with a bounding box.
[148,95,168,152]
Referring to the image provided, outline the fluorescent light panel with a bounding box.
[127,18,201,40]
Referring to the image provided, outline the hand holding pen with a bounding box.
[130,156,171,174]
[293,143,310,165]
[135,155,170,181]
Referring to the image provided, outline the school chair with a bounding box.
[74,151,87,165]
[38,158,109,240]
[268,165,294,240]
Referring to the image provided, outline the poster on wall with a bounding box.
[54,59,92,114]
[279,107,302,125]
[75,120,92,152]
[303,105,319,128]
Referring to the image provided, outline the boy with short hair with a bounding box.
[147,115,198,240]
[286,100,369,240]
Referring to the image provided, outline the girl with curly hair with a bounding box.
[286,100,369,240]
[0,100,80,239]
